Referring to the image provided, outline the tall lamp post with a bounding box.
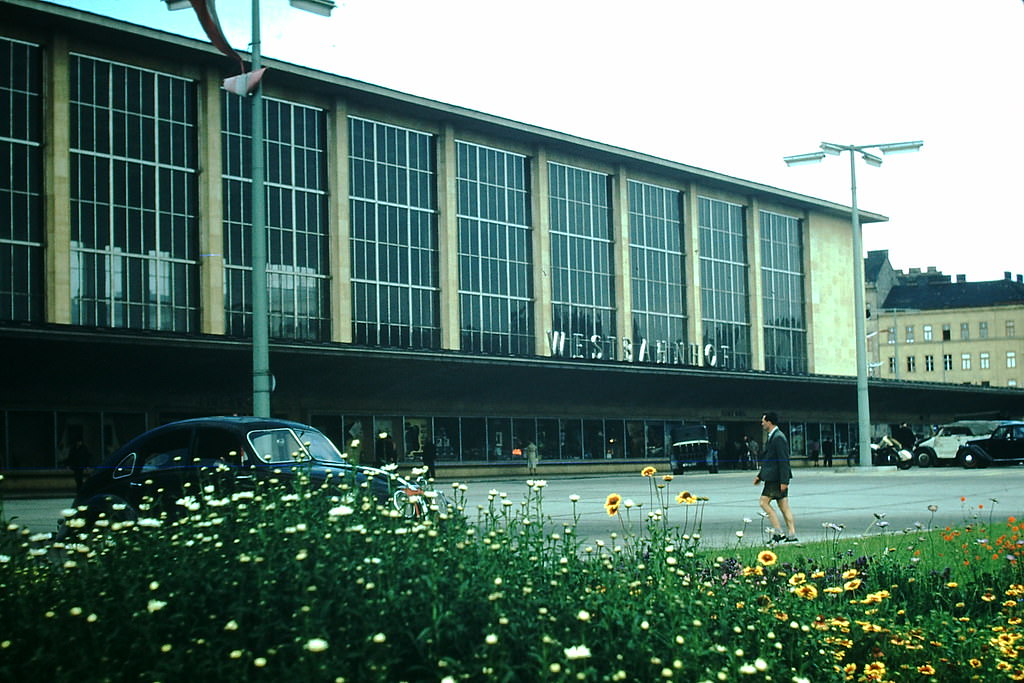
[165,0,335,416]
[784,140,923,467]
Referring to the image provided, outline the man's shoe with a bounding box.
[771,532,786,542]
[784,536,799,543]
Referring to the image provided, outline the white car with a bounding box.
[913,420,1003,467]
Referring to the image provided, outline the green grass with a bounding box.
[1,472,1022,682]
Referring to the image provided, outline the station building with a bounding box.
[2,0,1022,483]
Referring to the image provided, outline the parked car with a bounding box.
[669,424,718,474]
[912,420,1004,467]
[957,421,1024,468]
[63,417,436,532]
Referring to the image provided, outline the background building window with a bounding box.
[888,356,897,373]
[549,162,615,343]
[223,94,329,340]
[960,322,970,340]
[629,180,687,353]
[925,354,934,372]
[923,324,932,341]
[980,352,990,369]
[906,356,916,373]
[1007,320,1016,338]
[760,210,806,374]
[979,321,988,339]
[0,38,43,323]
[961,353,971,370]
[350,117,439,348]
[69,55,198,331]
[943,354,953,371]
[905,325,914,343]
[1009,351,1017,369]
[456,141,532,355]
[699,197,750,369]
[942,324,951,341]
[886,327,896,344]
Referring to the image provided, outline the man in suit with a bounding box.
[754,412,797,543]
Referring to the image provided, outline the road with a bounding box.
[4,466,1024,549]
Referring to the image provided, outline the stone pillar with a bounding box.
[747,198,764,371]
[532,149,552,356]
[436,124,460,350]
[685,184,702,351]
[328,99,351,342]
[44,35,71,324]
[612,166,631,352]
[198,67,225,335]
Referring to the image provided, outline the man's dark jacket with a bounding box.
[757,428,793,484]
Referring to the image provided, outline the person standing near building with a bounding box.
[821,436,835,468]
[420,433,437,479]
[754,412,797,543]
[525,440,539,475]
[743,434,760,470]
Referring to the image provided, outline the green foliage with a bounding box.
[1,474,1023,682]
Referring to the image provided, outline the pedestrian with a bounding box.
[525,440,539,475]
[743,434,760,470]
[420,433,437,479]
[807,439,820,467]
[753,412,797,543]
[821,436,834,468]
[66,436,92,495]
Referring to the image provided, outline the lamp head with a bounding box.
[783,152,826,166]
[163,0,192,9]
[289,0,336,16]
[861,151,883,167]
[878,140,924,155]
[819,142,846,156]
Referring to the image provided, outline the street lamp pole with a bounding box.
[785,140,922,467]
[165,0,335,417]
[249,0,271,416]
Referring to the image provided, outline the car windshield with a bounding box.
[247,428,312,464]
[292,427,348,464]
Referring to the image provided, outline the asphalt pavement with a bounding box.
[4,466,1024,550]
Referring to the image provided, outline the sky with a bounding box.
[44,0,1024,283]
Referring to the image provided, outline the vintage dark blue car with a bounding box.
[65,416,436,529]
[957,421,1024,468]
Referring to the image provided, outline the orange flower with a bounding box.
[641,466,657,477]
[788,572,806,586]
[863,661,886,680]
[917,664,936,675]
[604,493,622,516]
[757,550,778,566]
[676,490,697,505]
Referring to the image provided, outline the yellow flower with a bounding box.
[863,661,886,680]
[842,569,859,580]
[757,550,778,567]
[793,584,819,600]
[917,664,936,675]
[741,566,764,577]
[641,466,657,477]
[969,659,982,668]
[945,581,958,588]
[843,578,862,592]
[605,493,622,516]
[662,474,673,482]
[788,573,807,586]
[676,491,697,505]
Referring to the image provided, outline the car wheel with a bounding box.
[914,448,936,468]
[958,448,983,469]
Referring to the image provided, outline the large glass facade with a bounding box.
[698,197,750,369]
[760,210,806,374]
[0,37,43,323]
[349,116,439,348]
[628,180,686,348]
[549,162,615,342]
[456,141,533,354]
[222,94,329,340]
[69,55,198,331]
